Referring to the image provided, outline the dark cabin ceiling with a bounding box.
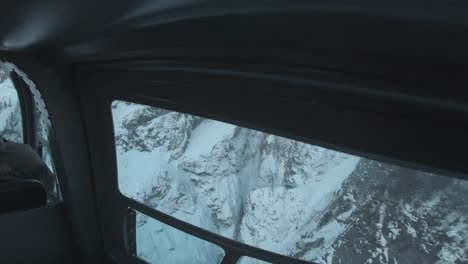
[1,0,468,65]
[1,1,468,178]
[2,1,468,112]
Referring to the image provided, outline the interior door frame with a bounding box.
[1,54,106,263]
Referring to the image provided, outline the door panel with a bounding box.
[0,204,79,263]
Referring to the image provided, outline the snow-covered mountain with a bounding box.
[112,100,468,264]
[0,78,23,143]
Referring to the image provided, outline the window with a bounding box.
[136,210,225,263]
[0,63,61,202]
[0,71,23,143]
[112,100,468,264]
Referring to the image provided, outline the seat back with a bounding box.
[0,180,47,214]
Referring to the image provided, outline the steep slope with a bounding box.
[296,160,468,264]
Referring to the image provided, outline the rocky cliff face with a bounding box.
[112,101,468,264]
[0,78,23,143]
[293,160,468,264]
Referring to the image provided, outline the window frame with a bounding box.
[76,60,468,264]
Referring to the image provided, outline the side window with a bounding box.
[0,63,61,202]
[112,100,468,264]
[0,69,23,143]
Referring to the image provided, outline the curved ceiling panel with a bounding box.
[1,0,468,51]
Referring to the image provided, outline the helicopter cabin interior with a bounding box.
[0,1,467,264]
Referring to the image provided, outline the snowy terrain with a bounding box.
[0,77,23,143]
[112,100,468,264]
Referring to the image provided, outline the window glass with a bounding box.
[42,144,55,174]
[42,144,60,200]
[0,74,23,143]
[136,211,225,264]
[37,108,49,141]
[112,100,468,264]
